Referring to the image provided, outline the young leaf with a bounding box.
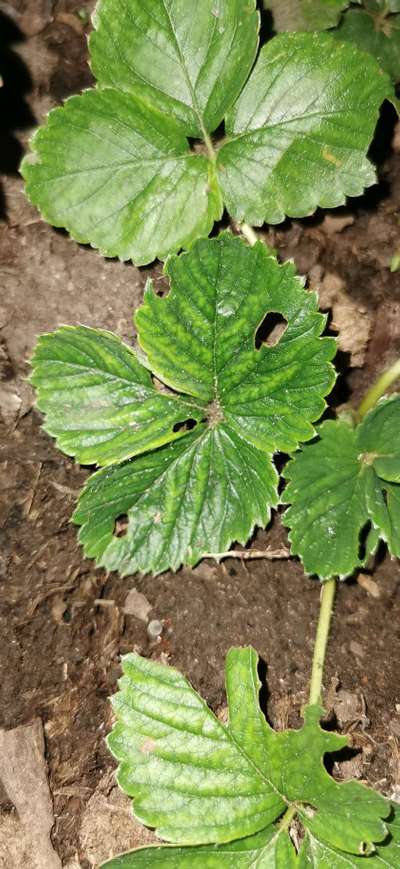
[66,234,336,574]
[333,7,400,82]
[104,647,389,856]
[217,33,392,226]
[265,0,350,32]
[283,396,400,579]
[21,0,394,265]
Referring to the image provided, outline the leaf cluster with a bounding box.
[284,396,400,579]
[99,647,399,868]
[21,0,394,265]
[265,0,400,81]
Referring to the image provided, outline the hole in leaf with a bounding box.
[173,418,198,433]
[114,514,129,538]
[255,312,288,349]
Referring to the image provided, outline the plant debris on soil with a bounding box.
[0,2,400,866]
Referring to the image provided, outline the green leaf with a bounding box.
[100,827,298,868]
[21,90,223,265]
[73,425,277,573]
[100,807,400,867]
[22,0,393,265]
[101,805,400,867]
[300,805,400,866]
[265,0,350,33]
[69,233,335,574]
[283,396,400,579]
[104,647,389,856]
[30,325,205,467]
[333,8,400,82]
[217,33,392,226]
[90,0,259,138]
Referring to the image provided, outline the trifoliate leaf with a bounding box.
[283,396,400,579]
[21,90,223,265]
[217,33,392,226]
[265,0,350,32]
[69,233,335,574]
[30,325,205,467]
[90,0,259,137]
[333,7,400,82]
[105,647,389,853]
[22,0,394,265]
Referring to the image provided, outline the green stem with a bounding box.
[356,358,400,422]
[278,804,298,832]
[309,579,337,707]
[202,127,217,161]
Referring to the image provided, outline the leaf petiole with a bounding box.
[356,357,400,421]
[308,578,336,706]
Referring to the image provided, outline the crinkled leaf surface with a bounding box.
[68,234,335,574]
[30,325,205,467]
[100,806,400,867]
[283,396,400,579]
[22,0,393,265]
[265,0,350,32]
[217,33,392,226]
[333,7,400,82]
[104,647,389,859]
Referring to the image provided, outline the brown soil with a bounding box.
[0,2,400,866]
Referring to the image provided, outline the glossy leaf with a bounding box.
[30,325,205,467]
[333,7,400,82]
[90,0,259,137]
[217,33,392,226]
[22,0,394,265]
[70,233,335,574]
[265,0,350,32]
[21,90,223,265]
[104,647,389,856]
[283,396,400,579]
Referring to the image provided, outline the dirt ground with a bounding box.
[0,2,400,866]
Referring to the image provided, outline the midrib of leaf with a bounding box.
[160,0,215,156]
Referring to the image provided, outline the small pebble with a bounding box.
[147,620,163,641]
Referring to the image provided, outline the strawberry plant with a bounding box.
[265,0,400,82]
[95,373,400,867]
[23,1,400,866]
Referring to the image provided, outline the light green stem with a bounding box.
[309,579,337,707]
[278,804,298,832]
[240,222,259,246]
[356,358,400,422]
